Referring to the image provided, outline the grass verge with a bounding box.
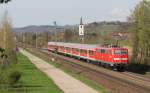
[146,72,150,77]
[0,52,63,93]
[25,48,109,93]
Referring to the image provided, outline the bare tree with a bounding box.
[0,0,11,3]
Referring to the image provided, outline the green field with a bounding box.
[0,53,63,93]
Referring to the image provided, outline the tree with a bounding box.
[0,11,21,87]
[0,0,11,3]
[64,29,73,42]
[129,0,150,65]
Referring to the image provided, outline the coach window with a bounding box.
[97,49,101,53]
[62,46,65,49]
[72,48,74,51]
[81,50,83,54]
[66,47,70,51]
[84,50,87,54]
[101,49,106,54]
[80,49,83,54]
[81,49,86,54]
[89,50,94,55]
[76,49,79,52]
[80,49,82,53]
[108,50,112,54]
[106,50,111,54]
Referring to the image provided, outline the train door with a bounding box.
[89,50,96,60]
[100,49,106,61]
[95,48,103,61]
[105,49,112,62]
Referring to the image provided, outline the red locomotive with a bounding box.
[48,42,128,71]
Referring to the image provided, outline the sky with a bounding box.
[0,0,141,27]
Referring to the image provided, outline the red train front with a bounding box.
[48,42,128,71]
[95,47,128,70]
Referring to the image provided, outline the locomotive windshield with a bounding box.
[114,50,127,54]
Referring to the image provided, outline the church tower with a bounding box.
[79,17,84,36]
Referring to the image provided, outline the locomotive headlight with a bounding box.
[114,58,121,60]
[121,58,128,60]
[114,58,128,60]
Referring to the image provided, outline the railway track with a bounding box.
[122,72,150,83]
[28,48,150,93]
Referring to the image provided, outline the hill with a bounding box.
[14,21,130,44]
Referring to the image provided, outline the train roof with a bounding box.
[48,42,128,50]
[48,42,99,50]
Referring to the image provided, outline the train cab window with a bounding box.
[114,50,121,54]
[121,50,127,54]
[114,50,127,54]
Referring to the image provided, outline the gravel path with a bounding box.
[20,49,99,93]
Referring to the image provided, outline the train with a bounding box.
[48,42,128,71]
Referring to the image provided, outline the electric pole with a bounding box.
[36,32,38,48]
[23,32,25,48]
[53,21,57,42]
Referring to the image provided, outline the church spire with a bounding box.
[80,17,83,25]
[79,17,84,36]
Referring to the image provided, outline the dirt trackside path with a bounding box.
[20,49,99,93]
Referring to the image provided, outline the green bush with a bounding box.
[7,70,21,85]
[128,63,150,74]
[0,69,21,85]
